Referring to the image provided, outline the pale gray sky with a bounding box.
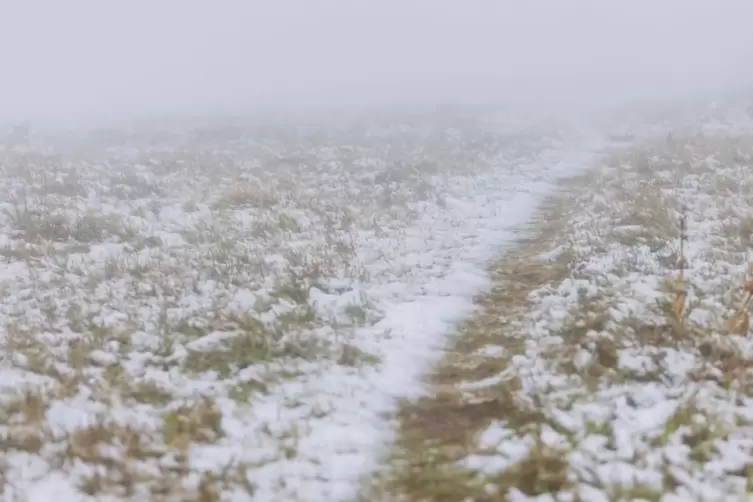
[1,1,752,125]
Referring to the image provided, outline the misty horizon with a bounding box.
[2,0,753,126]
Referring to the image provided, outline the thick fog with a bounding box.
[2,0,753,126]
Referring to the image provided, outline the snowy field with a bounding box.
[1,100,752,501]
[364,105,753,501]
[0,108,611,501]
[473,129,753,501]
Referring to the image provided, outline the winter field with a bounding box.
[0,99,752,501]
[363,104,753,501]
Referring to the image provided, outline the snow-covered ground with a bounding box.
[0,99,751,501]
[0,108,609,501]
[504,132,753,501]
[374,112,753,501]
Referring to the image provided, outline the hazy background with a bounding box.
[1,0,752,126]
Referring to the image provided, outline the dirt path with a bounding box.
[362,131,753,501]
[358,171,592,502]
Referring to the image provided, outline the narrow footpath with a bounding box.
[362,130,753,501]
